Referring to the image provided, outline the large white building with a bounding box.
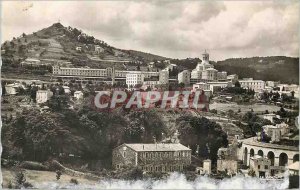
[191,51,227,82]
[178,70,190,85]
[239,78,265,92]
[126,72,145,88]
[52,65,159,80]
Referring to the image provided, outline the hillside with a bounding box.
[214,56,299,84]
[1,23,167,67]
[168,56,299,84]
[125,50,167,62]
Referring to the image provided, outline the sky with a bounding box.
[1,0,299,61]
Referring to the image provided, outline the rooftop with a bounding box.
[124,143,191,152]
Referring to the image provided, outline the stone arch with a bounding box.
[293,154,299,163]
[250,149,255,158]
[244,147,248,165]
[279,153,288,166]
[267,151,275,166]
[258,150,264,157]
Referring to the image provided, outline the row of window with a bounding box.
[142,165,184,172]
[139,151,190,159]
[258,165,268,170]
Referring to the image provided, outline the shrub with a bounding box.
[14,171,26,188]
[23,182,33,188]
[56,170,62,180]
[7,180,13,189]
[70,178,79,185]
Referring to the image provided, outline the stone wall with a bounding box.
[217,159,238,174]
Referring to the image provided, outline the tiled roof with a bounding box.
[124,143,190,152]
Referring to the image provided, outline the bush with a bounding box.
[7,180,13,189]
[70,178,79,185]
[23,182,33,188]
[14,171,26,188]
[56,170,62,180]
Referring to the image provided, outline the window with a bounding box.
[123,151,126,157]
[258,165,260,169]
[265,165,268,169]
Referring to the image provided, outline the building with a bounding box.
[159,70,169,85]
[191,51,214,80]
[207,81,233,94]
[36,90,53,104]
[217,71,227,81]
[263,123,290,142]
[5,83,20,95]
[239,137,299,168]
[193,82,210,91]
[263,113,280,123]
[126,72,145,88]
[288,161,299,175]
[202,68,218,81]
[76,46,82,51]
[239,78,265,92]
[62,86,70,94]
[178,70,190,85]
[227,74,239,83]
[191,51,227,83]
[202,159,212,175]
[266,81,279,88]
[249,155,271,178]
[112,143,191,172]
[217,160,238,175]
[74,91,83,99]
[52,65,159,81]
[143,80,159,88]
[20,58,41,66]
[95,45,104,54]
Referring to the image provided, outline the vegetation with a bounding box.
[70,178,79,185]
[214,56,299,84]
[177,116,228,163]
[1,99,167,169]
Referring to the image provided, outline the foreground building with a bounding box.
[112,143,191,172]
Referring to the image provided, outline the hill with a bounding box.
[1,23,167,67]
[125,50,167,62]
[214,56,299,84]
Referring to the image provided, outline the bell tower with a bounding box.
[202,50,209,62]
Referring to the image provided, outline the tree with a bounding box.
[56,170,62,180]
[178,116,228,163]
[291,91,295,98]
[30,86,38,102]
[234,81,241,88]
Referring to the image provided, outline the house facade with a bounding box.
[112,143,191,172]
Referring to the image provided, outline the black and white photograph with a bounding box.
[0,0,299,189]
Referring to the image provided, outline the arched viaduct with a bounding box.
[239,137,299,167]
